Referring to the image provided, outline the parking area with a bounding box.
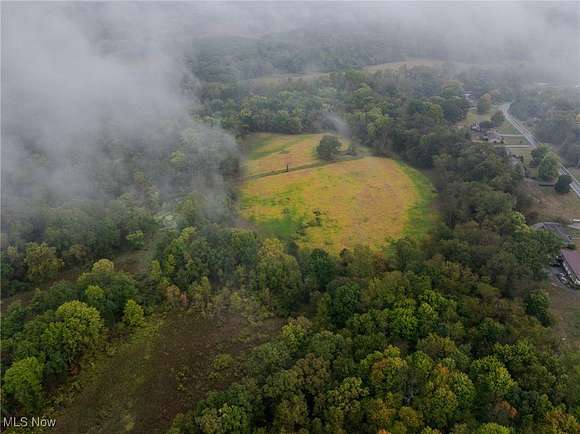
[549,265,573,289]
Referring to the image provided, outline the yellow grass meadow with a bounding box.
[240,156,427,252]
[243,133,349,177]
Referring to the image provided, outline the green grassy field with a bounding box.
[460,108,492,126]
[239,134,437,252]
[497,119,520,135]
[397,162,439,239]
[243,132,350,178]
[460,106,519,135]
[522,180,580,222]
[502,136,527,146]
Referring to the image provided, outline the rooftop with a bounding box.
[561,249,580,276]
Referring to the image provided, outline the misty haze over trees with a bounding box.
[1,2,579,434]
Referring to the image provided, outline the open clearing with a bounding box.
[249,58,457,87]
[459,106,519,136]
[545,283,580,351]
[247,58,526,88]
[243,132,350,177]
[40,310,282,434]
[364,58,446,72]
[522,180,580,222]
[240,154,436,252]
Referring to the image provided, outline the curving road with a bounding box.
[499,103,580,197]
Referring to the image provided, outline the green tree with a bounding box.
[524,290,554,326]
[554,174,572,194]
[305,248,336,291]
[538,153,560,181]
[84,284,105,311]
[149,259,163,284]
[475,422,512,434]
[370,346,408,393]
[273,394,308,431]
[189,276,212,311]
[3,356,44,413]
[47,301,104,364]
[330,282,361,327]
[389,306,419,340]
[197,404,251,434]
[422,384,458,429]
[24,242,63,283]
[477,94,492,114]
[471,356,515,401]
[176,194,206,227]
[123,299,145,328]
[256,239,303,312]
[126,230,145,249]
[317,135,341,160]
[530,144,550,167]
[78,261,138,323]
[91,258,115,273]
[491,111,505,127]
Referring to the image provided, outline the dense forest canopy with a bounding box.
[1,2,579,434]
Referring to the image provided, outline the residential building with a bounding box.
[561,249,580,286]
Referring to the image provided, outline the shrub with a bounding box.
[123,299,145,328]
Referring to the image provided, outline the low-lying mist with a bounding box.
[1,2,237,214]
[2,1,578,212]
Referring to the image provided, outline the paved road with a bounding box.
[500,103,580,198]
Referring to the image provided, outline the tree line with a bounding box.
[2,64,577,433]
